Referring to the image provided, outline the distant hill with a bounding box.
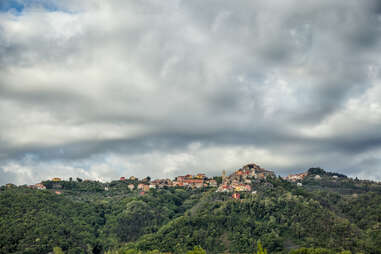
[1,166,381,254]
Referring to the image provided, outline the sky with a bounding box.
[1,0,381,185]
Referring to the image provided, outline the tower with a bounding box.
[222,170,226,181]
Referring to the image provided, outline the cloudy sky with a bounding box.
[1,0,381,185]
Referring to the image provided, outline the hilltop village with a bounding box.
[18,163,324,199]
[3,164,381,254]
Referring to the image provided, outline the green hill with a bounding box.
[1,168,381,254]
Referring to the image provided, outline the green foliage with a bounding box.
[307,168,327,176]
[0,188,104,253]
[288,247,354,254]
[256,241,267,254]
[116,201,155,242]
[1,174,381,254]
[213,176,222,185]
[53,247,65,254]
[186,246,207,254]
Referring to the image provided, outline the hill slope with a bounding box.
[1,169,381,254]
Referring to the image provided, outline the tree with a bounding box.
[115,201,155,242]
[256,241,268,254]
[308,168,326,176]
[186,246,206,254]
[53,247,64,254]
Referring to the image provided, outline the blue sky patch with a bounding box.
[0,0,62,13]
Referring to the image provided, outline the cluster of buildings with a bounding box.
[17,163,278,198]
[174,174,218,188]
[6,164,372,201]
[30,183,47,190]
[119,163,276,195]
[283,171,325,183]
[120,173,218,192]
[117,163,275,198]
[120,176,137,181]
[283,172,308,182]
[216,163,275,194]
[21,163,310,198]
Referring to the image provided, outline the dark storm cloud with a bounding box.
[1,0,381,185]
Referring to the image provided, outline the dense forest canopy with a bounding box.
[1,167,381,254]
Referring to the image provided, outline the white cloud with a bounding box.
[1,0,381,184]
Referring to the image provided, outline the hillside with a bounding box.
[1,166,381,254]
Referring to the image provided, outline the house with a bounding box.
[177,176,185,182]
[104,186,109,191]
[208,179,217,187]
[196,173,206,179]
[232,179,239,185]
[150,179,172,188]
[257,170,276,179]
[173,181,185,187]
[240,163,276,179]
[232,193,240,199]
[143,185,150,192]
[120,177,126,181]
[244,185,252,191]
[149,184,156,189]
[194,182,203,188]
[256,172,265,179]
[137,183,145,190]
[128,184,135,191]
[314,175,321,180]
[234,185,246,192]
[151,180,160,185]
[34,183,46,190]
[297,183,303,187]
[216,185,232,193]
[183,179,203,184]
[55,191,62,195]
[52,177,61,182]
[129,176,137,181]
[284,172,308,182]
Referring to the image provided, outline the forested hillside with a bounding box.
[1,168,381,254]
